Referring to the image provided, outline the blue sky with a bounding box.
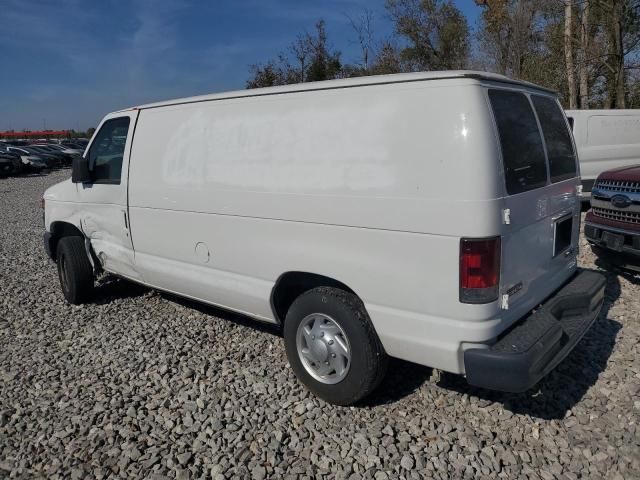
[0,0,480,131]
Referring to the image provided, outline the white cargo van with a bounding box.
[565,109,640,200]
[43,71,605,405]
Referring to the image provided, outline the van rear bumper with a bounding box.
[463,269,606,393]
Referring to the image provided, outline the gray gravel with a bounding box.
[1,169,639,479]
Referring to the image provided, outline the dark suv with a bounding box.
[585,165,640,271]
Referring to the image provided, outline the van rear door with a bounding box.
[488,89,580,320]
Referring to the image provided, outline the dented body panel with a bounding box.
[44,110,141,281]
[43,71,601,381]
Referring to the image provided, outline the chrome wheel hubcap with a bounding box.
[296,313,351,384]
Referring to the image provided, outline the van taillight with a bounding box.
[459,237,501,304]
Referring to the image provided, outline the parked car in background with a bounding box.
[0,144,17,156]
[14,145,67,168]
[29,144,77,165]
[43,71,605,405]
[585,165,640,272]
[67,143,88,152]
[565,109,640,201]
[0,154,15,176]
[61,139,89,149]
[44,143,83,156]
[5,146,51,172]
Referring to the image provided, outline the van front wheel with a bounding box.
[283,287,387,405]
[56,236,94,304]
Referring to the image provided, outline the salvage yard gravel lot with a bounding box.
[1,169,639,480]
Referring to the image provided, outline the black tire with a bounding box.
[284,287,388,405]
[56,236,94,304]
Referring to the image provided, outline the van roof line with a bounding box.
[564,108,640,114]
[116,70,556,113]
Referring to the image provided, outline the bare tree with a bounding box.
[474,0,544,79]
[473,0,638,107]
[290,34,312,83]
[347,9,376,71]
[609,0,626,107]
[578,0,590,108]
[564,0,578,108]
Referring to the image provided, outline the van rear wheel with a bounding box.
[56,236,94,304]
[283,287,387,405]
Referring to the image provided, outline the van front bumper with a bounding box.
[463,269,606,393]
[585,222,640,271]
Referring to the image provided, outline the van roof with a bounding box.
[122,70,555,112]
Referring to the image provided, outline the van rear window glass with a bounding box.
[531,95,577,183]
[488,90,548,195]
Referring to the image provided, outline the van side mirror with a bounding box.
[72,156,91,183]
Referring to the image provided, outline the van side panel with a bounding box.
[127,80,503,373]
[129,80,501,233]
[568,110,640,187]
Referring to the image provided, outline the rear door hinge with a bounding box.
[502,208,511,225]
[501,294,509,310]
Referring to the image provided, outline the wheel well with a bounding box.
[49,221,84,259]
[270,271,356,324]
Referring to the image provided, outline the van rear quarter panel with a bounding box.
[569,109,640,183]
[128,80,504,373]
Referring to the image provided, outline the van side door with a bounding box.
[76,111,141,280]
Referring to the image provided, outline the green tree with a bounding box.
[386,0,470,70]
[474,0,549,79]
[347,9,376,72]
[474,0,640,108]
[305,21,342,82]
[370,42,404,74]
[246,57,289,89]
[246,20,342,89]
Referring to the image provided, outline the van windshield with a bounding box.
[531,95,577,183]
[488,89,548,195]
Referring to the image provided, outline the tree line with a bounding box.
[246,0,640,108]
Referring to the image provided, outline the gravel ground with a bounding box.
[1,169,639,480]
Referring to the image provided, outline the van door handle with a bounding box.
[122,210,129,229]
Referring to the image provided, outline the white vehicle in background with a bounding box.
[43,71,605,405]
[565,109,640,200]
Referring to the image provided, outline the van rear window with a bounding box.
[531,95,577,182]
[488,90,548,195]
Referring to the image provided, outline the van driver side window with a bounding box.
[88,117,130,184]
